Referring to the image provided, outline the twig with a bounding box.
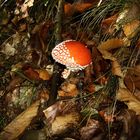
[48,0,64,106]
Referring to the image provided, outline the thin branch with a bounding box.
[48,0,64,106]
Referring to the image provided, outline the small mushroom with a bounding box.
[51,40,92,78]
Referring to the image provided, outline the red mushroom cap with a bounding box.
[51,40,92,71]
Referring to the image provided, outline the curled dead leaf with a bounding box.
[101,14,118,34]
[24,67,40,80]
[117,88,140,115]
[102,14,118,27]
[98,39,124,77]
[64,2,93,17]
[124,65,140,91]
[111,59,123,77]
[43,101,64,123]
[58,83,79,97]
[49,112,80,136]
[80,119,101,140]
[73,2,92,13]
[35,69,51,80]
[39,89,49,101]
[116,109,137,138]
[123,20,140,39]
[64,3,73,16]
[99,110,115,123]
[98,38,124,52]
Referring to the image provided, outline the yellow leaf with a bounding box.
[35,69,50,80]
[123,20,140,39]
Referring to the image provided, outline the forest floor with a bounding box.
[0,0,140,140]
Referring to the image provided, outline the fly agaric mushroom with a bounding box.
[51,40,92,78]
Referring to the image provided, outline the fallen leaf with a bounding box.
[43,101,64,123]
[102,14,118,27]
[20,129,46,140]
[43,101,77,125]
[116,109,137,138]
[64,3,73,16]
[91,47,109,82]
[80,119,100,140]
[136,39,140,48]
[0,100,40,140]
[123,20,140,39]
[124,65,140,91]
[19,23,27,32]
[99,110,115,123]
[6,76,23,92]
[111,59,123,77]
[58,83,79,97]
[117,88,140,115]
[64,2,93,17]
[116,2,140,29]
[73,2,92,13]
[39,89,49,101]
[24,67,40,81]
[0,33,22,56]
[46,112,80,136]
[98,39,124,77]
[101,14,118,34]
[14,0,34,19]
[98,38,124,53]
[35,69,51,80]
[86,84,95,93]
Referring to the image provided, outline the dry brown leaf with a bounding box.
[73,2,92,13]
[101,14,118,34]
[102,14,118,27]
[129,65,140,76]
[123,20,140,39]
[99,110,115,123]
[64,3,73,16]
[91,47,109,81]
[1,33,22,57]
[39,89,49,101]
[80,119,100,140]
[24,67,40,80]
[86,84,95,93]
[58,83,79,97]
[98,39,124,77]
[46,112,80,136]
[111,59,123,77]
[117,88,140,115]
[124,75,140,91]
[6,76,23,92]
[98,38,124,52]
[15,0,34,19]
[124,65,140,91]
[136,39,140,48]
[0,100,40,140]
[35,69,51,80]
[19,23,27,32]
[43,101,64,123]
[64,2,93,17]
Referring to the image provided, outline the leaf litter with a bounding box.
[0,0,140,140]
